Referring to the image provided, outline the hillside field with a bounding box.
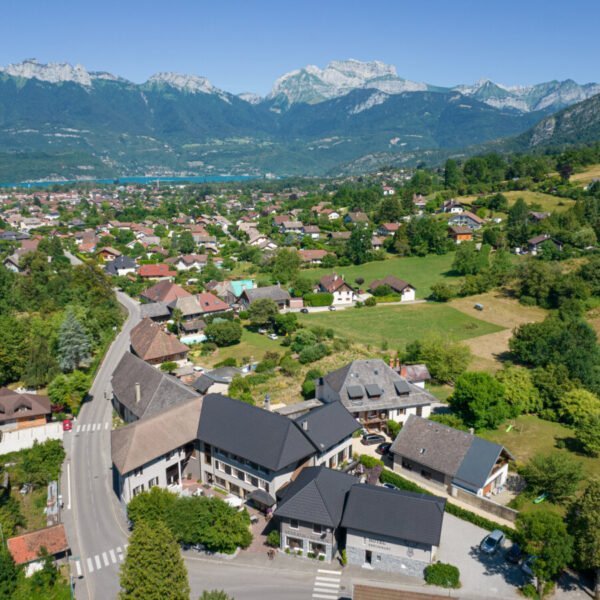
[297,303,503,351]
[571,163,600,186]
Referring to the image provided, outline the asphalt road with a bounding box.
[62,291,140,600]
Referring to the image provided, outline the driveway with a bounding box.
[438,514,524,599]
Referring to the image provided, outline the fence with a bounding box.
[0,422,63,455]
[451,485,518,523]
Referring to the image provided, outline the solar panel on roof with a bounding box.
[394,380,410,395]
[347,385,364,399]
[365,383,382,398]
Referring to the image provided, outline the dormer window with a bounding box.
[394,380,410,396]
[365,384,382,398]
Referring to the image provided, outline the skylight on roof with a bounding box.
[365,383,382,398]
[347,385,364,400]
[394,380,410,395]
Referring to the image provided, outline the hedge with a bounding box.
[303,292,333,307]
[359,455,384,469]
[374,294,401,303]
[424,562,460,588]
[379,469,514,539]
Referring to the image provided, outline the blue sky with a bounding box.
[2,0,599,95]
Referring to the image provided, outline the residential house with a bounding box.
[441,199,465,214]
[239,286,291,310]
[207,279,255,305]
[111,352,199,423]
[316,359,434,431]
[315,274,356,305]
[371,236,385,251]
[96,246,122,261]
[382,186,396,196]
[275,466,357,561]
[7,525,69,577]
[111,396,204,502]
[448,225,473,244]
[344,212,369,226]
[139,302,171,323]
[342,485,445,575]
[0,388,51,432]
[138,263,176,280]
[192,366,243,395]
[196,292,231,316]
[298,249,331,265]
[166,254,208,271]
[328,231,351,242]
[390,415,512,497]
[168,296,203,321]
[448,211,484,230]
[302,225,321,240]
[397,364,431,389]
[104,255,137,277]
[528,234,563,255]
[280,221,304,235]
[377,223,400,237]
[369,276,416,302]
[130,318,189,365]
[529,211,551,223]
[140,280,191,304]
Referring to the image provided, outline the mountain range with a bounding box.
[0,58,598,181]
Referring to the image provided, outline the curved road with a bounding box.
[63,291,140,600]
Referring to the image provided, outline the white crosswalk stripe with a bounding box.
[82,546,127,574]
[86,557,94,573]
[75,560,82,577]
[94,555,101,570]
[76,425,81,433]
[312,569,341,599]
[109,549,117,563]
[102,552,109,566]
[75,422,110,434]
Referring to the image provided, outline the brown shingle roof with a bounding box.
[0,388,51,422]
[130,319,189,362]
[140,280,191,303]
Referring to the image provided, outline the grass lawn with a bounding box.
[297,303,504,351]
[304,253,462,298]
[571,163,600,186]
[502,190,575,213]
[16,487,48,531]
[191,327,286,368]
[480,414,600,514]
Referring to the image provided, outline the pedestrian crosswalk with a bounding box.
[75,422,111,433]
[80,544,128,575]
[312,568,341,599]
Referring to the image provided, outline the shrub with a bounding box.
[299,343,329,364]
[424,562,461,589]
[340,549,347,566]
[280,355,300,377]
[364,297,377,307]
[429,282,456,302]
[160,361,177,373]
[238,310,249,320]
[386,419,401,438]
[359,455,384,469]
[303,292,333,307]
[266,530,280,548]
[204,320,242,347]
[215,357,237,368]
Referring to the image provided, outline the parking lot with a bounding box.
[438,514,525,599]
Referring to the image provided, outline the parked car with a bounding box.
[362,433,386,446]
[522,555,537,578]
[376,442,392,455]
[300,308,309,314]
[258,328,268,334]
[382,482,398,490]
[328,305,337,311]
[267,333,278,340]
[505,543,522,564]
[62,419,73,432]
[480,529,505,554]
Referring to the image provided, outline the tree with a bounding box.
[450,372,508,430]
[47,371,89,413]
[271,249,300,284]
[507,197,530,247]
[57,308,91,372]
[567,481,600,599]
[273,313,298,336]
[127,487,179,528]
[120,519,190,600]
[290,276,313,298]
[429,282,456,302]
[346,226,372,265]
[376,196,402,223]
[444,158,462,189]
[452,242,488,275]
[520,453,583,504]
[176,230,196,254]
[204,321,242,347]
[22,333,59,388]
[160,361,178,373]
[0,545,18,599]
[517,511,573,598]
[495,366,541,416]
[247,299,278,327]
[404,335,471,384]
[559,388,600,424]
[575,414,600,456]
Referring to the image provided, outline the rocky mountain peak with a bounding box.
[0,58,95,86]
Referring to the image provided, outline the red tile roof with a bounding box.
[196,292,230,313]
[7,525,69,565]
[138,264,176,278]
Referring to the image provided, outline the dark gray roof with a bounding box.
[139,302,170,319]
[294,402,360,453]
[247,489,276,507]
[240,286,291,304]
[274,400,323,417]
[192,375,213,394]
[105,255,137,275]
[453,437,503,493]
[196,395,316,472]
[341,484,446,546]
[318,360,434,412]
[112,352,198,420]
[275,466,357,528]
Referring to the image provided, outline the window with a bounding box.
[313,524,322,534]
[259,480,268,491]
[215,476,226,488]
[148,477,159,488]
[132,484,144,497]
[289,519,299,530]
[236,469,245,481]
[133,467,143,477]
[224,465,232,476]
[250,476,258,487]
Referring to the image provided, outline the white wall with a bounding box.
[0,422,63,455]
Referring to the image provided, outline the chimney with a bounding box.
[135,382,141,404]
[389,357,394,369]
[400,365,407,378]
[263,393,271,411]
[301,420,308,431]
[469,427,474,435]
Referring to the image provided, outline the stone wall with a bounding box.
[451,486,518,523]
[345,545,427,578]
